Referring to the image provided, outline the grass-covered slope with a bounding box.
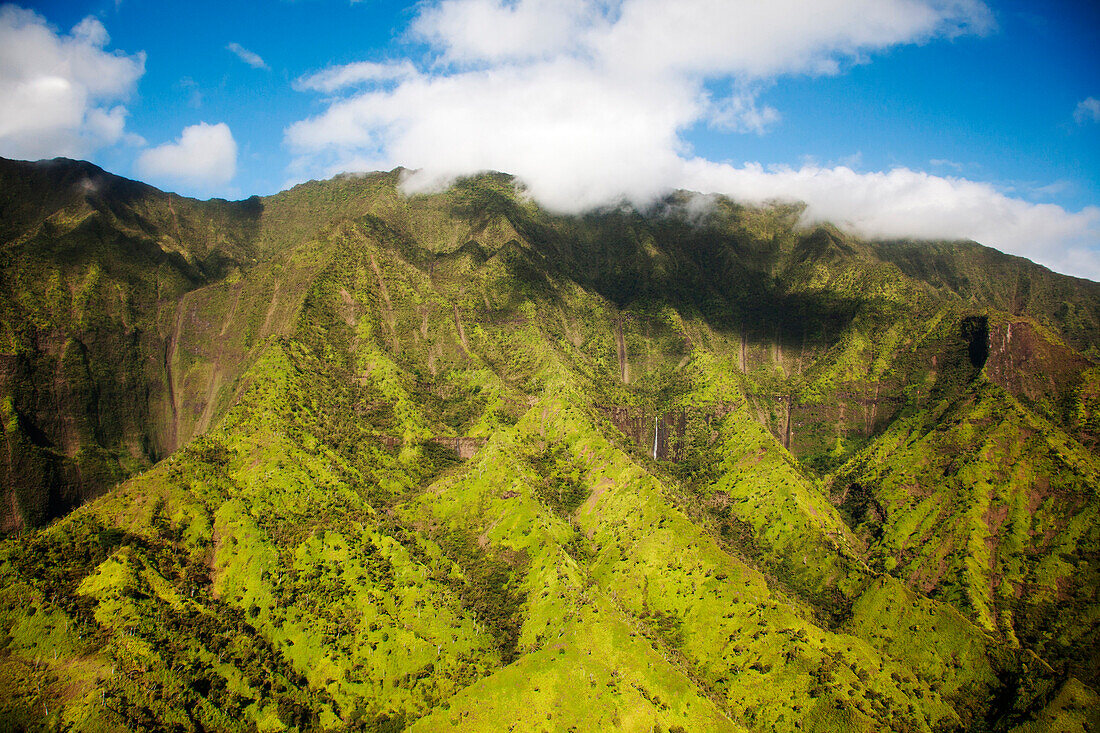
[834,379,1100,685]
[0,158,1098,731]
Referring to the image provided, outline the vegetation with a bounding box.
[0,155,1097,731]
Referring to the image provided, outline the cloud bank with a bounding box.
[0,5,145,160]
[286,0,1099,278]
[136,122,237,192]
[682,162,1100,278]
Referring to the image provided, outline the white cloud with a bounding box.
[414,0,992,75]
[412,0,599,63]
[290,0,995,197]
[226,42,268,70]
[598,0,991,79]
[135,122,237,192]
[290,0,990,209]
[1075,97,1100,125]
[0,5,144,159]
[287,58,699,210]
[286,0,1100,279]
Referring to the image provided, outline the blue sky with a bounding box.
[3,0,1099,277]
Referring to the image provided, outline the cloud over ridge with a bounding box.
[681,161,1100,278]
[287,0,1098,278]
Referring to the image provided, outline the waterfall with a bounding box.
[653,416,659,460]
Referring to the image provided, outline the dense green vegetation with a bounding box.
[0,156,1098,731]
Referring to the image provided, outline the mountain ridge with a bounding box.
[0,155,1097,732]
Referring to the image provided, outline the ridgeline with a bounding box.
[1,157,1098,732]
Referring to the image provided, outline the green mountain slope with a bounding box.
[0,157,1097,731]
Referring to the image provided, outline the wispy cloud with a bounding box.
[706,89,780,135]
[293,60,417,93]
[177,77,202,108]
[929,158,964,172]
[834,152,863,169]
[1074,97,1100,125]
[226,42,268,70]
[1031,180,1073,198]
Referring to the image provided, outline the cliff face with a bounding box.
[1,158,1098,732]
[0,158,265,529]
[983,319,1098,438]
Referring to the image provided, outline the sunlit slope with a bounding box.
[835,379,1100,684]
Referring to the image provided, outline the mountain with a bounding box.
[0,156,1098,732]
